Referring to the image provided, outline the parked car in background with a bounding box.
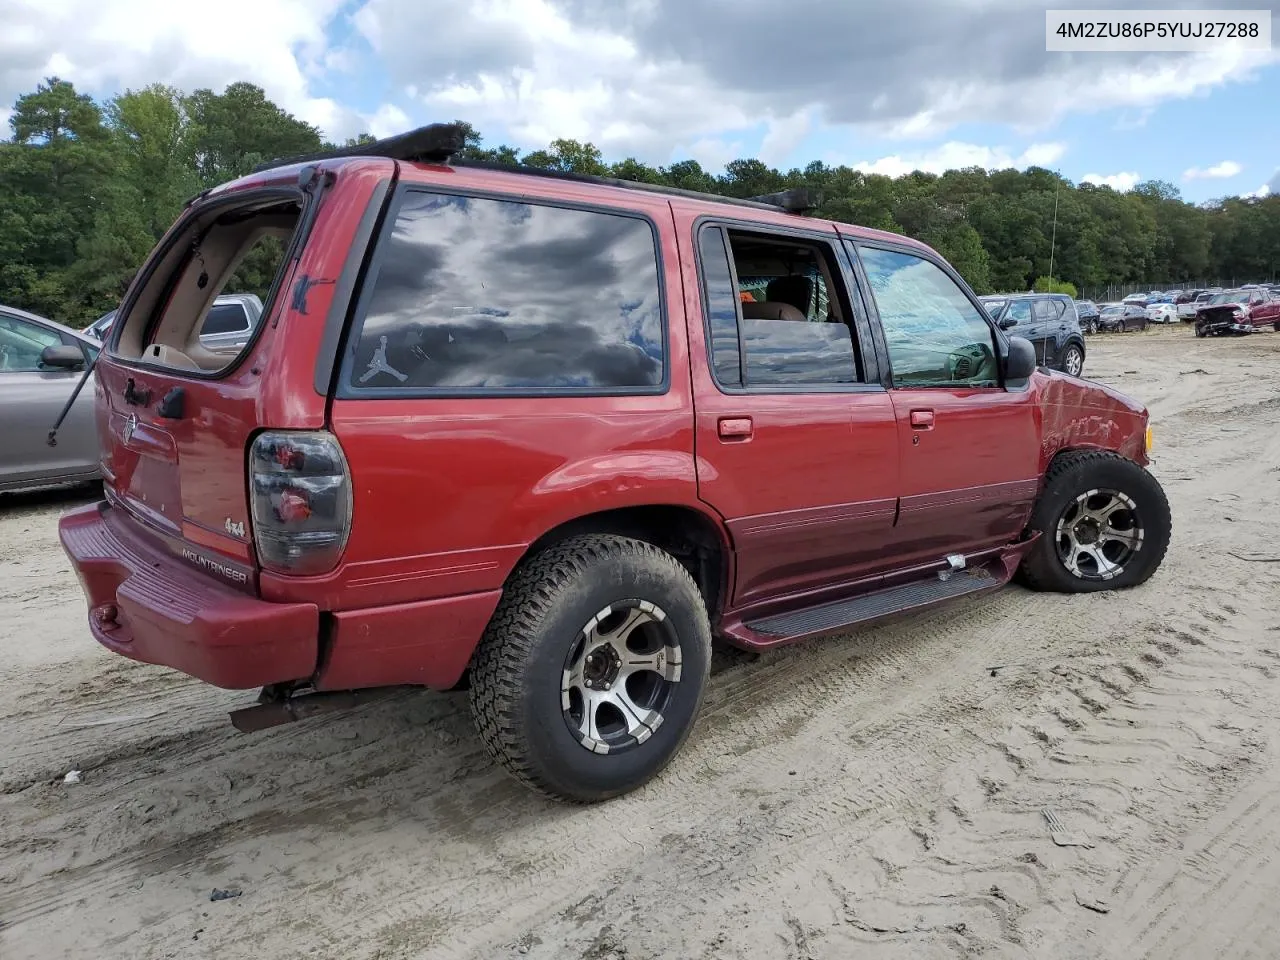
[1179,290,1207,320]
[1097,302,1149,332]
[1145,300,1178,324]
[54,123,1169,802]
[978,293,1086,376]
[1122,293,1148,306]
[1075,299,1101,333]
[87,293,264,355]
[0,304,101,494]
[1194,288,1280,337]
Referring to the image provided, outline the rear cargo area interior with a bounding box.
[115,198,301,373]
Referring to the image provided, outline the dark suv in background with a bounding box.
[978,293,1086,377]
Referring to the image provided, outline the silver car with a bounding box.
[0,304,101,494]
[86,293,263,353]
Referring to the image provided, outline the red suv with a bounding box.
[1193,287,1280,336]
[57,125,1171,802]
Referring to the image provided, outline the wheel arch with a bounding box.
[511,503,733,625]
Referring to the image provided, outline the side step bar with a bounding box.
[745,565,1002,640]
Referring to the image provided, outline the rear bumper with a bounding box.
[58,502,318,689]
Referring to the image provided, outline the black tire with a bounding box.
[469,534,712,802]
[1118,320,1127,333]
[1273,322,1279,332]
[1195,326,1207,338]
[1060,343,1084,377]
[1019,450,1171,594]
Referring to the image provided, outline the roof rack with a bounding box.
[252,123,821,216]
[252,122,470,174]
[450,158,821,215]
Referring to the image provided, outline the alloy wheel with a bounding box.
[1054,488,1144,581]
[562,601,682,755]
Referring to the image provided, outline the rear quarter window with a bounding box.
[343,190,666,395]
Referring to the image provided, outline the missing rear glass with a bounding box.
[114,196,303,375]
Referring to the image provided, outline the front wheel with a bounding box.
[469,534,712,802]
[1060,344,1084,377]
[1119,320,1127,333]
[1019,451,1171,593]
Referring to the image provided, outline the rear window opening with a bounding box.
[114,196,302,375]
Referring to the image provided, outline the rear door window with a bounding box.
[698,225,864,388]
[343,190,665,394]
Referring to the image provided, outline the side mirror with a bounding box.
[998,317,1017,329]
[1003,336,1037,380]
[40,344,86,370]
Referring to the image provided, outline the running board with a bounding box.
[744,566,1002,640]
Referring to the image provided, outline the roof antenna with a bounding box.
[1047,170,1060,288]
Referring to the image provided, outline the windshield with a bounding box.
[979,298,1007,318]
[1209,291,1249,305]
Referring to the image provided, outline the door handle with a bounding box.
[909,409,935,430]
[718,416,753,440]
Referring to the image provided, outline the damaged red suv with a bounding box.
[57,124,1171,802]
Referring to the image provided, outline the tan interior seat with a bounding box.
[742,301,807,322]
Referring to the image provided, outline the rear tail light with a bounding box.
[249,430,352,575]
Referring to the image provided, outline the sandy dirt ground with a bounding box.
[2,326,1279,960]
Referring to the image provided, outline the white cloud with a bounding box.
[1082,171,1141,192]
[683,137,743,171]
[0,0,364,141]
[758,111,812,169]
[850,141,1066,178]
[1183,160,1243,180]
[364,103,410,139]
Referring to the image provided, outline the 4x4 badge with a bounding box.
[224,517,246,538]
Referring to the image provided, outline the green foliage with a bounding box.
[1032,276,1079,297]
[4,76,1278,329]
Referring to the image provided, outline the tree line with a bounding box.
[3,77,1277,327]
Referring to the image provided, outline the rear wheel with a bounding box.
[1119,320,1127,333]
[1273,322,1279,332]
[1019,451,1171,594]
[469,534,712,802]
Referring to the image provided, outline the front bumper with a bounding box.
[58,502,318,689]
[1197,320,1253,335]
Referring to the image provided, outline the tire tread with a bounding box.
[469,534,704,801]
[1020,450,1171,593]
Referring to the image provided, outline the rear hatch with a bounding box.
[94,159,394,589]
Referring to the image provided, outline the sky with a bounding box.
[2,0,1278,203]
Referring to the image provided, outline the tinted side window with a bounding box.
[200,303,250,336]
[348,191,664,393]
[1032,300,1055,322]
[858,246,999,387]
